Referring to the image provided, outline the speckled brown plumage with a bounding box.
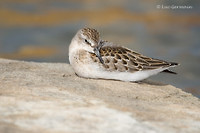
[90,43,177,73]
[81,28,100,44]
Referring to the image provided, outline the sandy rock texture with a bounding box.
[0,58,200,133]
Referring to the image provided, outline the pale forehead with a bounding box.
[81,28,99,43]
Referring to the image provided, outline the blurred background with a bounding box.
[0,0,199,97]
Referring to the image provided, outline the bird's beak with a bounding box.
[94,47,104,64]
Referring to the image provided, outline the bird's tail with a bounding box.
[170,62,179,66]
[162,62,179,74]
[162,69,177,74]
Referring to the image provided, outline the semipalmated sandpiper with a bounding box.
[69,28,179,81]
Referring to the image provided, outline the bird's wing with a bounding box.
[90,42,178,73]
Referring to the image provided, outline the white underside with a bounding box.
[73,60,171,82]
[90,68,167,81]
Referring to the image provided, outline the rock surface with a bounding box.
[0,58,200,133]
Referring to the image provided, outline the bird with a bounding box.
[69,27,179,82]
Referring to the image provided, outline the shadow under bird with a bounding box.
[69,28,179,81]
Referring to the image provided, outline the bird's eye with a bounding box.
[84,39,91,45]
[85,39,88,43]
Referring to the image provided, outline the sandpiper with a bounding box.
[69,28,179,81]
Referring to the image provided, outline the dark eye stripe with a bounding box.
[84,39,91,45]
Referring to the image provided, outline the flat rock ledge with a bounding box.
[0,58,200,133]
